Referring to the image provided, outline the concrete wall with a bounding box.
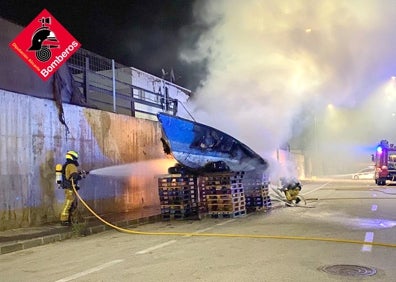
[0,89,170,230]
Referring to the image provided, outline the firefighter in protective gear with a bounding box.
[60,150,87,226]
[280,177,302,205]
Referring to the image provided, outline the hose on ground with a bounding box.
[71,180,396,249]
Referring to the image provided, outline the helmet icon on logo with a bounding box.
[28,17,59,62]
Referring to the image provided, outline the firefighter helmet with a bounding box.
[28,29,51,51]
[66,150,79,161]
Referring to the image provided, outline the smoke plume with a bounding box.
[180,0,396,175]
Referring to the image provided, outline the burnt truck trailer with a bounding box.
[373,140,396,185]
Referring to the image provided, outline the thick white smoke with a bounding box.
[181,0,396,176]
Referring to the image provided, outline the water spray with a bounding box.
[88,158,177,177]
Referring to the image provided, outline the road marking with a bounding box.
[371,204,378,211]
[361,232,374,252]
[135,240,177,254]
[183,227,214,237]
[216,219,235,226]
[138,219,235,248]
[195,227,213,233]
[55,259,124,282]
[184,220,235,237]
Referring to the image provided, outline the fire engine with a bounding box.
[372,140,396,185]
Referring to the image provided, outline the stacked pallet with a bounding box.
[244,183,272,212]
[201,172,246,218]
[198,179,208,214]
[158,175,199,220]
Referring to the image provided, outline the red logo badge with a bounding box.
[9,9,81,80]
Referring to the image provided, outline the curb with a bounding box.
[0,214,161,255]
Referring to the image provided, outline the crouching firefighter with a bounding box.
[57,150,88,226]
[280,177,303,206]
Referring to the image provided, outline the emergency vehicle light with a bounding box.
[377,146,383,154]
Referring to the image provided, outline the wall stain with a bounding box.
[1,96,167,231]
[39,151,57,223]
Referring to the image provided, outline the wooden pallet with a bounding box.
[208,209,246,218]
[246,206,271,213]
[207,204,246,212]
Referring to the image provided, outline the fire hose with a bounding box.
[71,180,396,249]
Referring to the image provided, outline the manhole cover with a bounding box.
[319,264,377,277]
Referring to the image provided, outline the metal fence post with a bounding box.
[84,56,89,103]
[112,59,116,113]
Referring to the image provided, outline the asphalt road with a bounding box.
[1,179,396,282]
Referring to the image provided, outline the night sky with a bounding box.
[0,0,203,90]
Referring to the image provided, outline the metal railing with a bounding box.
[68,48,179,119]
